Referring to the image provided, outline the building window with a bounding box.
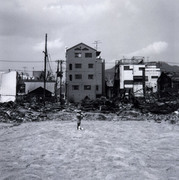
[75,74,82,79]
[133,76,143,81]
[69,64,72,70]
[69,75,72,81]
[139,67,145,71]
[88,64,94,68]
[72,85,79,90]
[96,85,99,91]
[88,74,94,79]
[124,66,130,70]
[75,63,82,68]
[151,76,158,79]
[75,53,82,58]
[84,85,91,90]
[85,53,92,58]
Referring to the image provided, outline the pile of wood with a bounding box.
[133,95,179,114]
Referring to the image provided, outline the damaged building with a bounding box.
[157,72,179,98]
[16,71,55,101]
[113,57,161,99]
[19,71,55,97]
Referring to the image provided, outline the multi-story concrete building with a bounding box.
[115,57,146,97]
[66,43,105,103]
[114,57,161,98]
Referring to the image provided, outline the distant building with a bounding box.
[114,57,161,98]
[114,57,146,97]
[24,80,55,95]
[145,62,161,93]
[17,71,55,96]
[66,42,105,103]
[0,71,17,102]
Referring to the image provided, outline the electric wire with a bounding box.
[0,59,178,65]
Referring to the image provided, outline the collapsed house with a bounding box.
[157,72,179,98]
[17,71,55,98]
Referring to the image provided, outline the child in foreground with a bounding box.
[76,110,84,130]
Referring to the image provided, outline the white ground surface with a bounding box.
[0,119,179,180]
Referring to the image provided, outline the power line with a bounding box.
[0,69,45,72]
[1,59,179,65]
[0,60,56,63]
[0,69,33,72]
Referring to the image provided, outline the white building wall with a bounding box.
[120,65,133,89]
[133,65,145,76]
[123,70,133,81]
[0,71,17,102]
[145,65,161,92]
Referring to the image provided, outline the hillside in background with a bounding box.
[105,66,115,80]
[157,62,179,73]
[105,62,179,81]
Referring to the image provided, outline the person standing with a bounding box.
[76,110,84,130]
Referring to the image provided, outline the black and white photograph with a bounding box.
[0,0,179,179]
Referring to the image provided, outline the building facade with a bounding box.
[145,62,161,93]
[114,57,161,98]
[66,43,105,103]
[118,58,145,97]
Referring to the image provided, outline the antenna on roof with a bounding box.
[93,40,101,50]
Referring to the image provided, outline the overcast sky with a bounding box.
[0,0,179,73]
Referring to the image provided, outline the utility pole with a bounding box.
[142,68,146,98]
[55,60,60,102]
[55,60,64,103]
[43,33,48,105]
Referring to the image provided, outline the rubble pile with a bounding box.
[0,98,179,124]
[81,97,119,113]
[136,97,179,114]
[0,101,64,124]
